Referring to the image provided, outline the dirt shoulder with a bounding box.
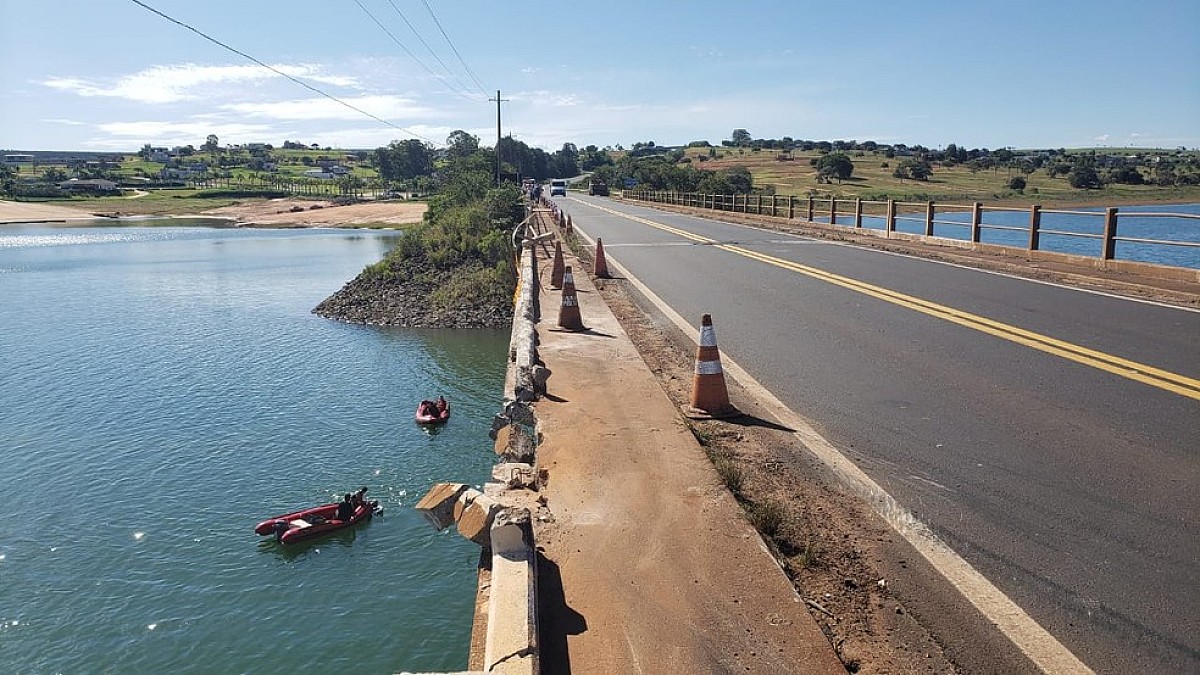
[202,198,426,227]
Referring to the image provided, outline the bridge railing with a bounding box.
[624,190,1200,269]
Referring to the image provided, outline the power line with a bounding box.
[382,0,473,96]
[419,0,488,97]
[128,0,437,143]
[350,0,479,102]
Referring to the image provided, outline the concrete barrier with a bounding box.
[412,212,549,674]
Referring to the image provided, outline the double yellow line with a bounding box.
[576,200,1200,401]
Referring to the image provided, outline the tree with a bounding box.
[893,158,932,181]
[1007,176,1027,191]
[1107,166,1145,185]
[815,152,854,182]
[0,164,16,197]
[731,129,752,146]
[724,166,753,193]
[445,130,480,160]
[375,139,434,183]
[1068,166,1103,189]
[202,134,220,152]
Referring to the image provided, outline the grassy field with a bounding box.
[682,147,1200,206]
[35,189,264,216]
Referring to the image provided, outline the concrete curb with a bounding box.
[412,205,550,675]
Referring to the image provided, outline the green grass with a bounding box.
[679,147,1200,206]
[745,499,786,540]
[51,189,266,216]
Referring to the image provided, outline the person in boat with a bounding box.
[435,396,447,414]
[335,493,354,521]
[419,400,436,418]
[352,486,368,509]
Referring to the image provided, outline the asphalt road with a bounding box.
[555,193,1200,674]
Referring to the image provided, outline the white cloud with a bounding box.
[512,89,581,107]
[42,63,358,104]
[40,118,88,126]
[221,95,430,121]
[89,120,275,149]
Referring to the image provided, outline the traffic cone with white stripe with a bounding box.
[550,240,564,289]
[594,238,611,278]
[556,266,585,331]
[685,314,740,419]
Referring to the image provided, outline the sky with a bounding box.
[2,0,1198,153]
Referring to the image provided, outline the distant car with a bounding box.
[550,179,567,196]
[588,181,609,196]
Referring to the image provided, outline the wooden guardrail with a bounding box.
[624,190,1200,268]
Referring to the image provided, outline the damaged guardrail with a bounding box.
[412,207,552,675]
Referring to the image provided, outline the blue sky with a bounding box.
[2,0,1198,152]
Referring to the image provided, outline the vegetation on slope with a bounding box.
[313,143,524,328]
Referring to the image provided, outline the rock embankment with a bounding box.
[313,258,513,328]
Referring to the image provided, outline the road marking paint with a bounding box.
[565,206,1094,674]
[571,198,1200,401]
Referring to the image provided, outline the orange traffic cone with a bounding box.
[685,314,739,419]
[550,240,564,289]
[556,266,585,331]
[594,238,611,278]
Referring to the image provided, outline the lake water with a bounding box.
[814,202,1200,269]
[0,223,508,673]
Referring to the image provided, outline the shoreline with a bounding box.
[0,198,427,228]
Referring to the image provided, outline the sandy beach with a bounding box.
[0,200,97,223]
[0,198,427,228]
[201,198,426,227]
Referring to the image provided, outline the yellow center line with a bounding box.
[573,199,1200,401]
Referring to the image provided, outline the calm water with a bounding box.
[816,202,1200,268]
[0,223,508,674]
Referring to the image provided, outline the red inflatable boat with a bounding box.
[415,398,450,425]
[254,501,377,544]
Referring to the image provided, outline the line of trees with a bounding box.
[372,132,612,190]
[589,152,755,194]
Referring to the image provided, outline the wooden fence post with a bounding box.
[771,195,778,217]
[788,195,795,220]
[971,202,983,242]
[830,197,838,226]
[924,201,935,237]
[1102,207,1119,260]
[886,199,897,235]
[1028,205,1042,251]
[806,197,814,221]
[854,198,863,229]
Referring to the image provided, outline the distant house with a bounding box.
[303,165,349,179]
[3,154,35,164]
[159,164,207,181]
[59,178,118,192]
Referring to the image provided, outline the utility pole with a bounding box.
[489,89,508,186]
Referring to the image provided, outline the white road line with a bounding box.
[566,204,1095,675]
